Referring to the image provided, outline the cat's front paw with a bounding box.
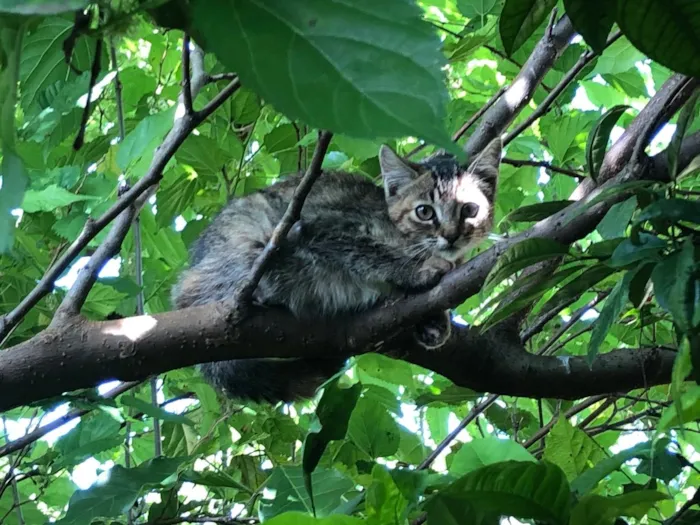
[414,311,452,350]
[415,256,454,289]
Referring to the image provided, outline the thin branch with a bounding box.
[73,38,103,151]
[234,131,333,305]
[182,34,194,116]
[1,417,24,525]
[502,157,583,178]
[52,200,137,325]
[523,292,607,344]
[109,38,126,142]
[521,395,607,448]
[407,86,507,158]
[665,488,700,524]
[0,77,241,342]
[418,394,499,470]
[207,72,237,83]
[503,31,622,146]
[0,381,139,458]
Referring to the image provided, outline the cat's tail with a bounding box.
[198,357,346,403]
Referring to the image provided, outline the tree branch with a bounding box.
[234,131,333,305]
[464,15,574,157]
[501,157,583,178]
[182,34,194,116]
[0,75,240,342]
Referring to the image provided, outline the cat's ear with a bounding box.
[467,137,502,193]
[379,145,418,200]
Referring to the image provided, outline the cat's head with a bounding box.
[378,139,501,262]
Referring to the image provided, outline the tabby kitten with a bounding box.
[171,138,501,402]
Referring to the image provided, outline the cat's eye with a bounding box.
[461,202,479,219]
[415,204,435,221]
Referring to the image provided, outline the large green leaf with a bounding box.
[347,397,400,458]
[265,513,364,525]
[608,234,667,268]
[302,380,361,510]
[191,0,457,154]
[504,200,573,222]
[258,466,355,520]
[635,198,700,226]
[587,270,633,363]
[19,16,100,111]
[500,0,557,55]
[563,0,614,53]
[586,105,630,181]
[571,441,654,496]
[615,0,700,77]
[56,457,188,524]
[652,239,698,331]
[449,438,536,477]
[432,460,571,524]
[21,184,97,212]
[543,417,604,481]
[570,491,669,525]
[54,412,124,469]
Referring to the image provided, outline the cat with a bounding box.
[171,138,501,403]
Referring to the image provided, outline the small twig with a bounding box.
[1,417,24,525]
[503,31,622,146]
[407,86,507,158]
[0,381,139,458]
[73,38,103,150]
[182,34,194,116]
[521,394,607,448]
[417,394,499,470]
[535,292,608,356]
[109,38,126,142]
[522,292,607,343]
[502,157,583,178]
[546,8,558,39]
[207,72,237,83]
[234,131,333,305]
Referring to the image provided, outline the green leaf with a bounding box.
[0,152,27,252]
[537,265,618,316]
[56,457,188,524]
[615,0,700,78]
[500,0,557,55]
[432,460,571,524]
[484,238,570,292]
[21,184,97,212]
[563,0,614,53]
[415,385,480,407]
[543,417,605,481]
[302,380,361,511]
[635,198,700,226]
[348,397,400,458]
[191,0,458,155]
[571,441,654,496]
[0,0,88,14]
[668,92,699,180]
[608,233,667,268]
[659,384,700,431]
[652,239,698,331]
[365,464,413,525]
[586,105,630,181]
[457,0,498,17]
[264,513,364,525]
[258,466,355,520]
[505,200,573,222]
[176,133,240,178]
[19,16,100,111]
[117,108,176,171]
[635,441,684,483]
[588,270,633,363]
[597,197,637,240]
[447,16,498,63]
[120,395,195,426]
[570,491,669,525]
[54,412,123,469]
[449,438,536,477]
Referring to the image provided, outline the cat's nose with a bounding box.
[441,230,460,246]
